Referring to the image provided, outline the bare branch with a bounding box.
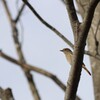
[85,51,100,60]
[2,0,25,62]
[21,0,100,61]
[2,0,40,99]
[0,51,66,92]
[64,0,99,100]
[22,0,74,49]
[14,3,26,23]
[60,0,66,5]
[65,0,80,41]
[0,50,81,99]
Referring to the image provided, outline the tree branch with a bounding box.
[21,0,100,61]
[65,0,80,41]
[0,50,81,99]
[85,51,100,60]
[0,50,66,92]
[64,0,99,100]
[22,0,74,49]
[2,0,40,100]
[14,3,26,23]
[60,0,66,5]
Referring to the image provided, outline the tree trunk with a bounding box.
[76,0,100,100]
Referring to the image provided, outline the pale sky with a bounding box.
[0,0,94,100]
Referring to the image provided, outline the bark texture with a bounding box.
[76,0,100,99]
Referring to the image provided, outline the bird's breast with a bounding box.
[65,54,72,65]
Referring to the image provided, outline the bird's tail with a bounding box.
[82,64,91,76]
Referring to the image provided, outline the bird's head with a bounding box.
[60,48,72,54]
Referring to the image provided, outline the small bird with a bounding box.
[60,48,91,76]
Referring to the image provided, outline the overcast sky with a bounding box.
[0,0,94,100]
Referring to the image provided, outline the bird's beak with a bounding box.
[60,49,63,52]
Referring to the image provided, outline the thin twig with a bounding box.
[0,50,81,99]
[14,3,26,23]
[65,0,80,41]
[60,0,66,5]
[2,0,40,100]
[22,0,100,61]
[0,50,66,92]
[85,51,100,60]
[22,0,74,49]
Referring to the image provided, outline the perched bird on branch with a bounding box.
[60,48,91,76]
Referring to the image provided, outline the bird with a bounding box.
[60,48,91,76]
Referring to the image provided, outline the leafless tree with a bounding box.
[0,0,100,100]
[76,0,100,100]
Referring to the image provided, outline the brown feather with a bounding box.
[61,48,91,76]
